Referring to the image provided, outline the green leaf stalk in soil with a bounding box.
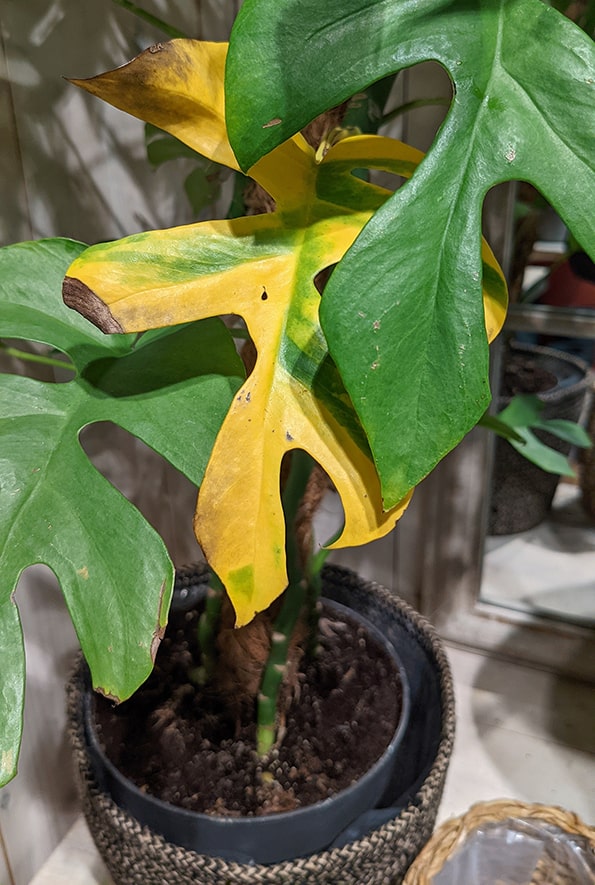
[62,39,506,627]
[225,0,595,507]
[256,449,315,756]
[0,238,244,786]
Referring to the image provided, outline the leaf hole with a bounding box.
[280,451,343,554]
[378,61,452,153]
[79,421,204,565]
[313,265,337,295]
[225,317,256,376]
[0,338,74,383]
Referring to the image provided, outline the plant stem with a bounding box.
[109,0,187,39]
[0,341,74,371]
[256,450,314,756]
[257,577,307,756]
[192,570,224,686]
[381,96,451,126]
[478,411,525,443]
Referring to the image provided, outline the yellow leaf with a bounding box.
[65,42,507,624]
[70,41,238,170]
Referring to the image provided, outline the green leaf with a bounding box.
[109,0,187,39]
[144,124,227,214]
[493,393,591,474]
[498,393,545,428]
[532,418,592,449]
[226,0,595,505]
[0,238,244,785]
[497,394,591,448]
[145,128,200,166]
[508,427,576,476]
[0,594,24,787]
[183,165,223,216]
[479,412,525,443]
[0,239,135,368]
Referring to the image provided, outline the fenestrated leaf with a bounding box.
[225,0,594,505]
[65,40,506,625]
[0,238,243,785]
[321,188,506,504]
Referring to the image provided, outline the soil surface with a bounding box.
[93,603,403,817]
[500,352,557,398]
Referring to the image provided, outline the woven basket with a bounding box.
[403,799,595,885]
[67,564,455,885]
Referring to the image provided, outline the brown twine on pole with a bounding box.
[295,463,333,569]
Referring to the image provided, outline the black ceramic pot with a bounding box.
[68,564,455,885]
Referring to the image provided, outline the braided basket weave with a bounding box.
[404,799,595,884]
[67,564,455,885]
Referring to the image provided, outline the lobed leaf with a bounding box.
[226,0,594,505]
[0,238,243,785]
[64,40,506,625]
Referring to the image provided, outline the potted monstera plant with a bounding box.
[1,0,593,883]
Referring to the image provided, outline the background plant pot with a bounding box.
[579,390,595,519]
[489,341,591,535]
[67,563,456,885]
[79,595,411,865]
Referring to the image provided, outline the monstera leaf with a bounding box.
[226,0,595,505]
[0,238,243,786]
[62,39,508,624]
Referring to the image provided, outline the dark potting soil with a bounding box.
[500,352,557,398]
[93,604,402,817]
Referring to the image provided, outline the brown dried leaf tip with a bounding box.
[63,276,123,334]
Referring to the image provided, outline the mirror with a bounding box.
[480,194,595,629]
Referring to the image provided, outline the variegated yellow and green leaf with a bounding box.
[64,40,506,625]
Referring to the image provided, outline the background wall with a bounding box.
[0,0,241,247]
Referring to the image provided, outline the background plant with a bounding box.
[484,395,591,475]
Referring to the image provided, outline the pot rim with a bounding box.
[81,594,411,855]
[501,340,591,406]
